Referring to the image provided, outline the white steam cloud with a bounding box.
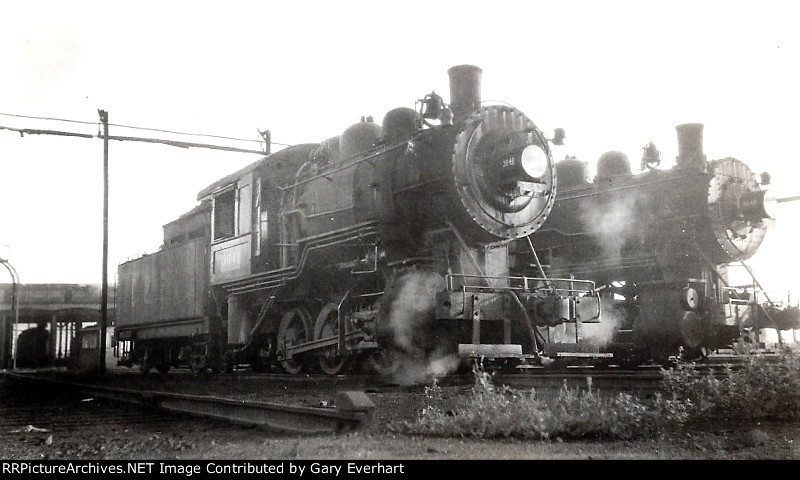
[580,194,646,260]
[387,271,443,354]
[385,271,461,384]
[391,353,462,386]
[580,297,626,346]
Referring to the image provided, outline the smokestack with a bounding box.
[448,65,482,123]
[675,123,707,170]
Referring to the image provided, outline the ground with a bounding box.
[1,384,799,461]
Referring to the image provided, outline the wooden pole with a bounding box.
[98,110,109,374]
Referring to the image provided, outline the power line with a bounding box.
[105,134,267,155]
[0,124,268,155]
[106,122,263,143]
[0,111,293,147]
[0,112,96,126]
[0,125,94,139]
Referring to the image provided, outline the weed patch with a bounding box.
[662,349,800,420]
[398,368,688,440]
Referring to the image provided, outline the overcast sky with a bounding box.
[1,0,798,301]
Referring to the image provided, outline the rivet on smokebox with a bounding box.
[336,391,374,413]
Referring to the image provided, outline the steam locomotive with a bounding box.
[114,65,784,375]
[115,65,605,375]
[525,123,791,362]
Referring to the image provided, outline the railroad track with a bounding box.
[0,375,176,433]
[2,371,373,434]
[102,359,740,392]
[3,356,741,434]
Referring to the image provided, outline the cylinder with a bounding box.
[448,65,482,123]
[675,123,706,170]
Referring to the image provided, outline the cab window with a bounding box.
[213,188,236,240]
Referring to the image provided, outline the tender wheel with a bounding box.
[189,347,208,375]
[220,350,234,374]
[153,349,171,373]
[155,360,170,374]
[367,348,401,376]
[277,307,311,375]
[314,303,349,375]
[138,347,153,374]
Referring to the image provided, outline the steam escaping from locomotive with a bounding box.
[391,352,462,386]
[380,271,462,383]
[580,297,626,347]
[580,187,647,261]
[385,271,446,355]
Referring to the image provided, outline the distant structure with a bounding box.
[0,284,115,368]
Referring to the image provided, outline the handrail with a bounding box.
[445,273,596,295]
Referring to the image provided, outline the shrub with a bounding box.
[661,348,800,420]
[401,367,688,440]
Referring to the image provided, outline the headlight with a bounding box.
[519,144,549,179]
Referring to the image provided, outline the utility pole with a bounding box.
[98,110,109,374]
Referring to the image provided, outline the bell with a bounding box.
[420,92,443,120]
[641,141,661,169]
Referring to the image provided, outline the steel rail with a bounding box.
[3,372,373,434]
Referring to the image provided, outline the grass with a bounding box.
[661,347,800,421]
[398,367,687,440]
[399,348,800,440]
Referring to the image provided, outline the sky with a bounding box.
[0,0,798,303]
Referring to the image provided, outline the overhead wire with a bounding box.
[0,111,294,148]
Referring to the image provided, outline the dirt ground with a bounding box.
[2,385,799,461]
[2,417,799,461]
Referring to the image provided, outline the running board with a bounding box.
[553,352,614,358]
[543,342,612,359]
[458,344,522,358]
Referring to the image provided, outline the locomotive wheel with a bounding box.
[314,303,349,375]
[367,348,401,376]
[278,307,311,375]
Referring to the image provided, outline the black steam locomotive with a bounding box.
[114,66,783,375]
[115,65,606,375]
[526,123,787,362]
